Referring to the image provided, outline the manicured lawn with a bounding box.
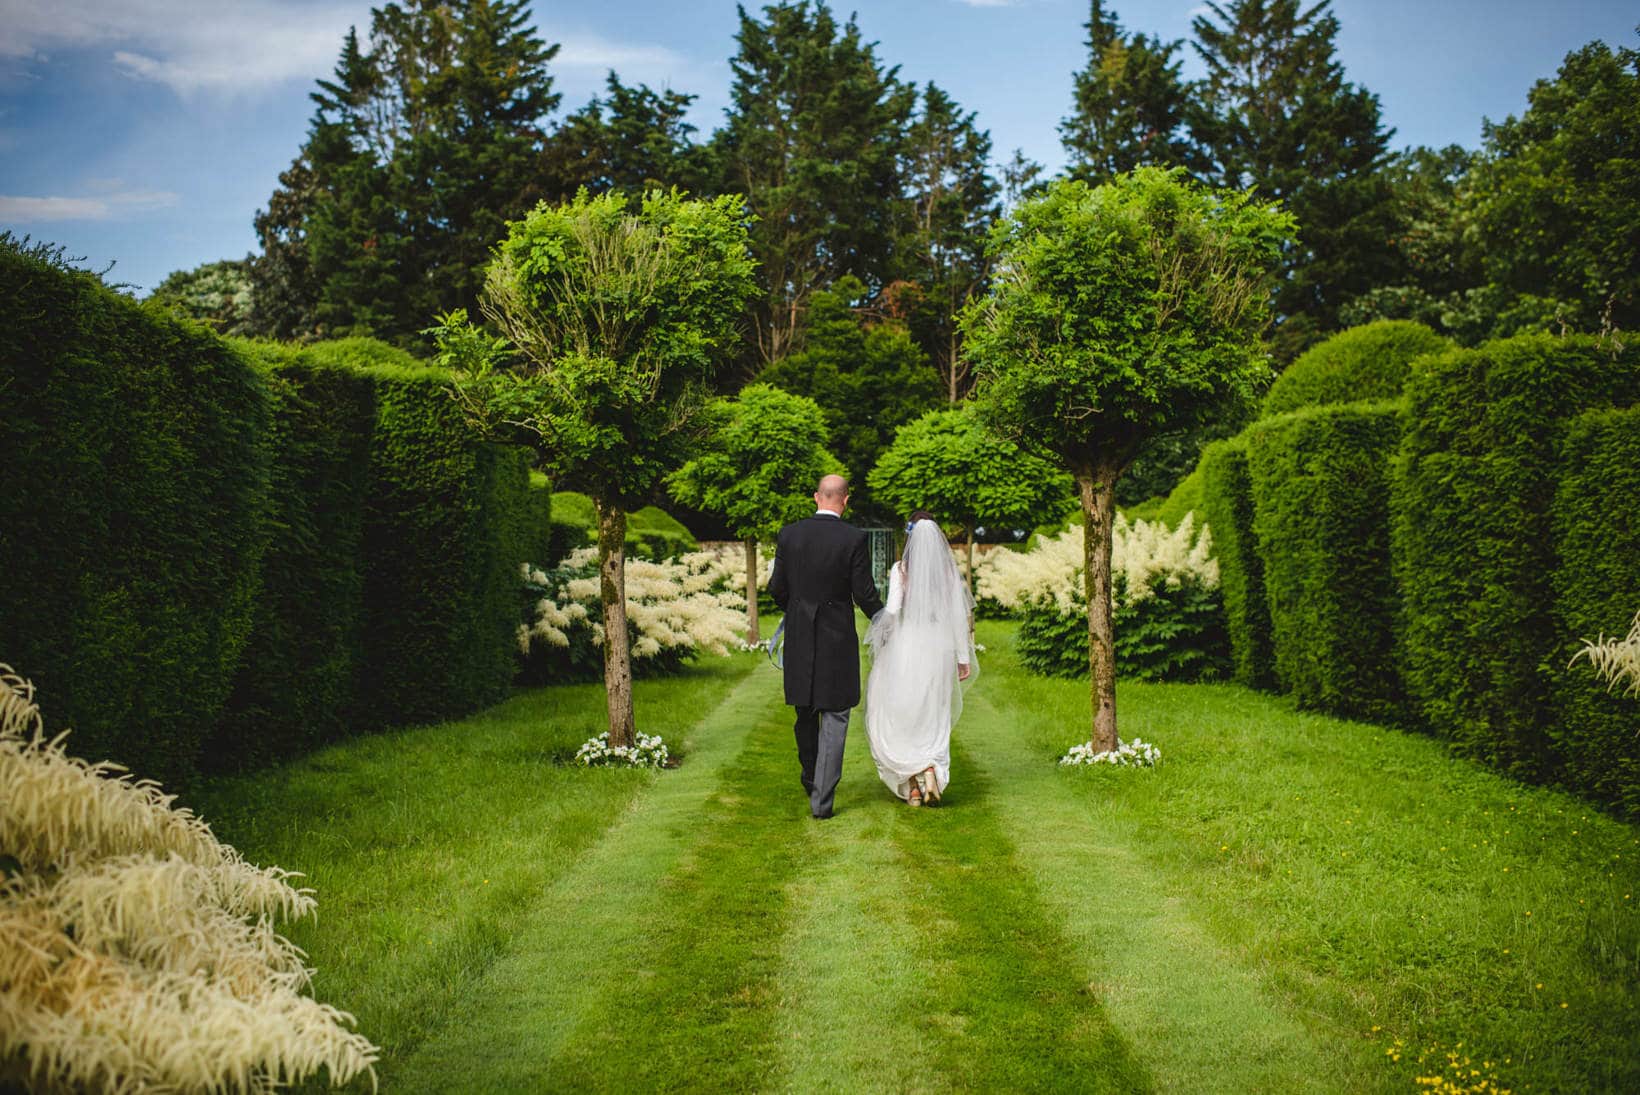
[200,621,1640,1092]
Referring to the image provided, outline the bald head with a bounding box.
[815,474,849,514]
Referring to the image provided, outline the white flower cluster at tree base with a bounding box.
[0,664,377,1093]
[574,732,671,769]
[1059,738,1162,768]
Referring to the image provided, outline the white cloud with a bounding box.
[953,0,1020,7]
[0,0,367,94]
[553,34,686,72]
[0,190,179,222]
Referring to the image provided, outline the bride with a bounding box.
[864,512,976,807]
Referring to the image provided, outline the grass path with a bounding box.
[202,622,1640,1093]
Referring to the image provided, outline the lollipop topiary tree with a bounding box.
[440,189,756,748]
[961,168,1292,753]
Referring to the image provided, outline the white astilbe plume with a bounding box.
[0,664,379,1093]
[977,513,1219,614]
[1571,610,1640,699]
[523,548,747,662]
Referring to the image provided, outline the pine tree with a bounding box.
[1190,0,1395,351]
[1060,0,1202,181]
[714,1,915,369]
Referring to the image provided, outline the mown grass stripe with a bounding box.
[965,629,1367,1093]
[394,663,789,1092]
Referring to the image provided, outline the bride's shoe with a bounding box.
[907,780,923,807]
[920,766,941,804]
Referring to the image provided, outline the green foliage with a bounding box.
[208,343,376,770]
[0,240,273,788]
[470,188,758,509]
[964,169,1293,474]
[1245,402,1404,722]
[891,82,1000,400]
[1190,0,1396,348]
[1016,577,1229,683]
[714,0,916,367]
[145,258,256,336]
[758,276,942,517]
[1060,0,1203,181]
[250,3,561,342]
[1123,464,1206,530]
[1548,407,1640,817]
[544,491,697,562]
[667,384,839,542]
[1198,438,1274,688]
[867,405,1071,533]
[359,360,535,727]
[1391,334,1640,778]
[541,72,709,198]
[1262,320,1449,417]
[1468,38,1640,333]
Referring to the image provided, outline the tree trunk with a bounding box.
[964,521,976,598]
[744,537,761,645]
[596,498,636,749]
[1078,467,1119,754]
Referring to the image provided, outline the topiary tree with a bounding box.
[1261,319,1449,417]
[439,189,756,748]
[667,384,840,644]
[961,168,1292,752]
[866,404,1071,588]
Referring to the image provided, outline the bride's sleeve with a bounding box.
[885,560,905,615]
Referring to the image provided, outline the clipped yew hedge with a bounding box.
[1245,402,1404,722]
[1198,438,1274,689]
[1549,406,1640,815]
[207,343,376,770]
[1,243,542,783]
[1262,320,1448,417]
[0,244,273,787]
[1391,334,1640,781]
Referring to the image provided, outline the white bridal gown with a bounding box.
[864,520,976,801]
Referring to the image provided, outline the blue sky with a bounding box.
[1,0,1634,295]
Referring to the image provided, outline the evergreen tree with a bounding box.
[890,83,1000,401]
[249,1,558,345]
[714,1,915,369]
[1060,0,1202,180]
[543,73,709,198]
[758,276,942,518]
[1190,0,1395,353]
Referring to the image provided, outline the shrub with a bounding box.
[984,517,1228,682]
[1391,334,1640,777]
[0,665,377,1091]
[0,241,272,788]
[207,343,376,770]
[517,549,746,684]
[1550,406,1640,816]
[1122,464,1207,529]
[1262,320,1449,418]
[549,491,698,560]
[1198,437,1275,689]
[1245,402,1405,722]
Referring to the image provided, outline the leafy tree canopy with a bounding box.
[867,405,1071,536]
[146,259,256,337]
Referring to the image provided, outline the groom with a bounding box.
[767,474,884,819]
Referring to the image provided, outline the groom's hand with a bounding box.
[958,662,971,681]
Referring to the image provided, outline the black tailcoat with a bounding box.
[767,514,885,709]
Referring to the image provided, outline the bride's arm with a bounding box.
[885,560,906,615]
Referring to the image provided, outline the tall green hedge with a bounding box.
[1262,320,1448,418]
[207,343,376,770]
[0,245,272,786]
[1391,334,1640,778]
[1549,407,1640,816]
[1246,402,1404,722]
[357,359,534,727]
[1198,438,1274,689]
